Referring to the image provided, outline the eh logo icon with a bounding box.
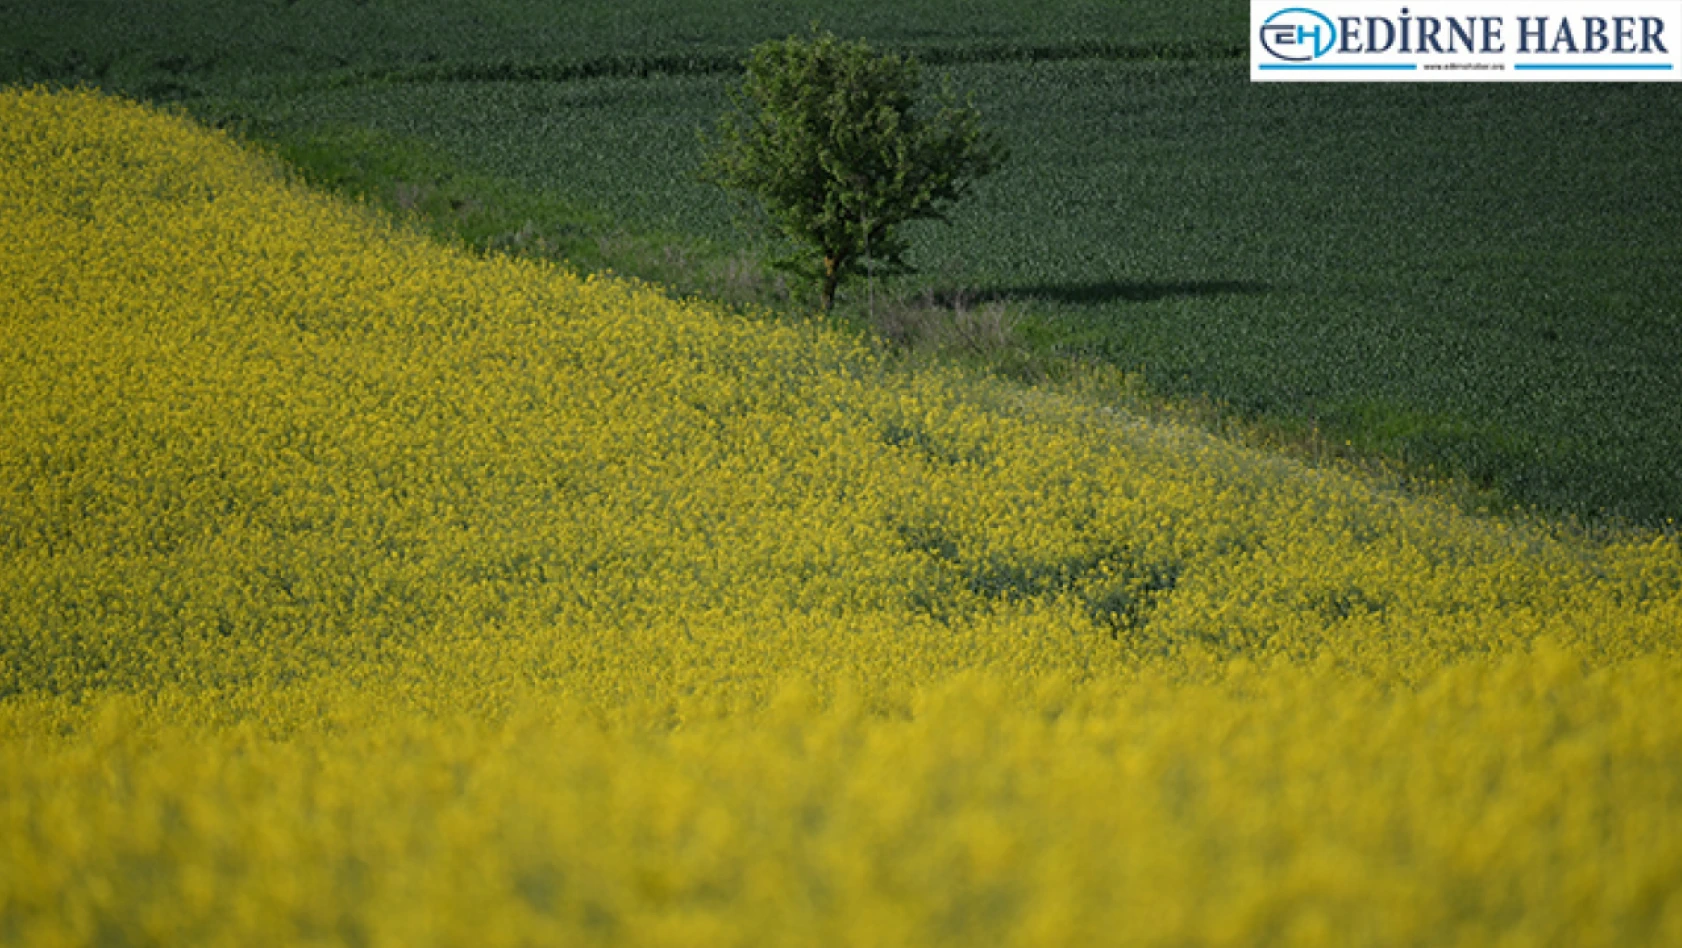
[1261,8,1338,61]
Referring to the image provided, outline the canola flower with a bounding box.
[1,86,1680,946]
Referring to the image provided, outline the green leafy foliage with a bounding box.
[702,31,1003,310]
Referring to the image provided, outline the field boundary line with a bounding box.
[274,39,1247,93]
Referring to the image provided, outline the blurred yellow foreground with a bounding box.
[2,88,1679,946]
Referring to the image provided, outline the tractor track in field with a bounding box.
[277,39,1247,94]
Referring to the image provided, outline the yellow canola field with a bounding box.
[1,87,1679,946]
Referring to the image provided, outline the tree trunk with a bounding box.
[821,255,840,312]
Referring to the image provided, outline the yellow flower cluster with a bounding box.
[2,87,1679,945]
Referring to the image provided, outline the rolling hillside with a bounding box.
[6,1,1679,523]
[4,88,1682,945]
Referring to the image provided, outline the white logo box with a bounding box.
[1252,1,1682,81]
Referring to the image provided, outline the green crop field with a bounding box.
[9,0,1673,524]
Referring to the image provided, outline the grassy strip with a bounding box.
[246,121,793,313]
[311,39,1247,89]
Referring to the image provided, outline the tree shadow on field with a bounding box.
[985,279,1273,306]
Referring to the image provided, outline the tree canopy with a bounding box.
[702,30,1004,311]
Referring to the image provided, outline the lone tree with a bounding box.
[702,30,1003,312]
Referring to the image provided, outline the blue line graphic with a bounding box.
[1514,63,1675,71]
[1259,63,1419,70]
